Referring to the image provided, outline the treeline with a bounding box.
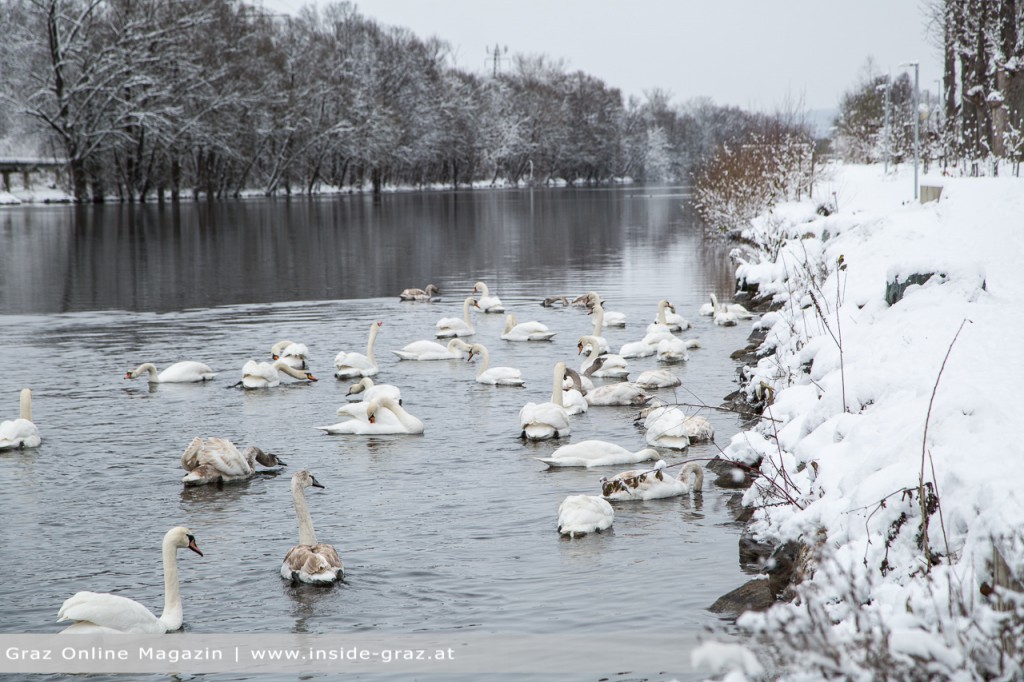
[0,0,776,202]
[833,0,1024,175]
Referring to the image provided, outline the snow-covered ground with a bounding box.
[696,164,1024,679]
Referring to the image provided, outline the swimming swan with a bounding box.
[240,359,317,388]
[399,284,440,301]
[281,471,344,584]
[435,297,477,338]
[656,337,691,363]
[583,292,625,327]
[317,397,424,435]
[577,336,629,379]
[501,314,556,341]
[634,369,682,389]
[466,343,526,386]
[601,460,704,500]
[180,436,285,486]
[536,439,660,467]
[125,362,217,383]
[0,388,41,450]
[471,281,505,313]
[57,527,202,633]
[271,341,310,370]
[647,299,690,333]
[346,377,402,404]
[584,381,653,407]
[558,495,614,537]
[334,321,383,379]
[392,337,471,361]
[519,362,570,440]
[699,293,753,319]
[560,369,589,415]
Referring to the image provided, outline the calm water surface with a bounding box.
[0,186,755,681]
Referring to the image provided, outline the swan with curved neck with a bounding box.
[518,362,570,440]
[334,321,383,379]
[560,368,588,415]
[241,359,317,388]
[586,292,626,327]
[466,343,525,386]
[0,388,41,450]
[601,460,704,500]
[125,361,218,383]
[392,337,471,361]
[399,284,440,301]
[577,336,629,379]
[558,495,614,537]
[317,396,425,435]
[435,297,476,338]
[346,377,402,404]
[57,527,202,633]
[180,436,285,486]
[501,314,556,341]
[281,471,344,584]
[471,281,504,313]
[271,340,309,370]
[535,439,659,467]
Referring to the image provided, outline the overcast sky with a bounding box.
[260,0,942,112]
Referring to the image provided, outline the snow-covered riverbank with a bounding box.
[700,164,1024,679]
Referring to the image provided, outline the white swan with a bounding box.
[582,300,611,353]
[585,382,653,407]
[700,293,754,318]
[399,284,440,301]
[334,321,383,379]
[584,292,626,327]
[0,388,41,450]
[501,314,556,341]
[642,405,716,449]
[634,369,682,389]
[281,471,344,584]
[271,340,310,370]
[707,293,753,326]
[465,343,525,386]
[519,362,570,440]
[241,359,317,388]
[392,337,470,361]
[647,299,690,333]
[656,337,690,363]
[125,361,217,383]
[435,297,477,338]
[601,460,704,500]
[180,436,285,486]
[577,335,629,379]
[347,377,402,404]
[558,495,614,537]
[536,439,660,467]
[471,281,505,313]
[560,369,589,415]
[617,338,656,358]
[317,396,425,435]
[57,527,202,633]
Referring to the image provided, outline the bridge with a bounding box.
[0,158,66,193]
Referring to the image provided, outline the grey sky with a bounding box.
[261,0,942,112]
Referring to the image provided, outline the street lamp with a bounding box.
[875,73,892,174]
[899,61,920,200]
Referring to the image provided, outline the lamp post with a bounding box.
[900,61,920,200]
[875,73,892,174]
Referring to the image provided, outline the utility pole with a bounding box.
[487,44,508,77]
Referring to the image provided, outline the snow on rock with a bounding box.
[718,163,1024,678]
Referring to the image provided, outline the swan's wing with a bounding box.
[0,419,41,449]
[180,437,206,471]
[281,343,308,358]
[519,402,569,430]
[196,438,251,477]
[161,361,217,382]
[282,545,344,583]
[558,496,614,535]
[398,340,447,356]
[57,591,161,633]
[335,353,374,371]
[243,360,276,382]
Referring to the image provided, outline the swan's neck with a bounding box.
[581,337,599,361]
[19,389,32,421]
[710,293,721,313]
[657,302,668,325]
[474,348,490,376]
[550,364,566,406]
[292,479,319,546]
[503,316,516,334]
[463,298,473,325]
[366,324,380,362]
[134,363,159,381]
[477,283,489,296]
[379,399,419,429]
[276,363,309,380]
[592,306,604,335]
[158,534,184,632]
[678,462,704,491]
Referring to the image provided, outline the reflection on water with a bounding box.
[0,186,753,681]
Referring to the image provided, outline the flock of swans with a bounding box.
[3,281,754,632]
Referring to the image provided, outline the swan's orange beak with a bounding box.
[123,372,132,379]
[577,343,584,354]
[306,373,318,382]
[272,354,280,360]
[187,535,203,557]
[368,414,376,424]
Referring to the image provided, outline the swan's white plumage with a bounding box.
[180,436,284,486]
[642,406,695,449]
[334,321,382,378]
[347,377,402,403]
[558,495,614,537]
[585,382,653,407]
[585,293,625,327]
[519,362,570,440]
[601,460,704,501]
[634,369,682,389]
[399,284,440,301]
[318,397,424,435]
[656,337,690,363]
[578,335,629,379]
[467,343,525,386]
[618,339,656,358]
[501,314,556,341]
[392,338,470,361]
[281,471,344,584]
[57,527,202,633]
[125,361,217,383]
[471,281,505,313]
[701,294,753,319]
[0,389,40,450]
[537,439,660,467]
[271,341,309,370]
[436,297,477,338]
[242,359,317,388]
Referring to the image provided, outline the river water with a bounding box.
[0,186,755,680]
